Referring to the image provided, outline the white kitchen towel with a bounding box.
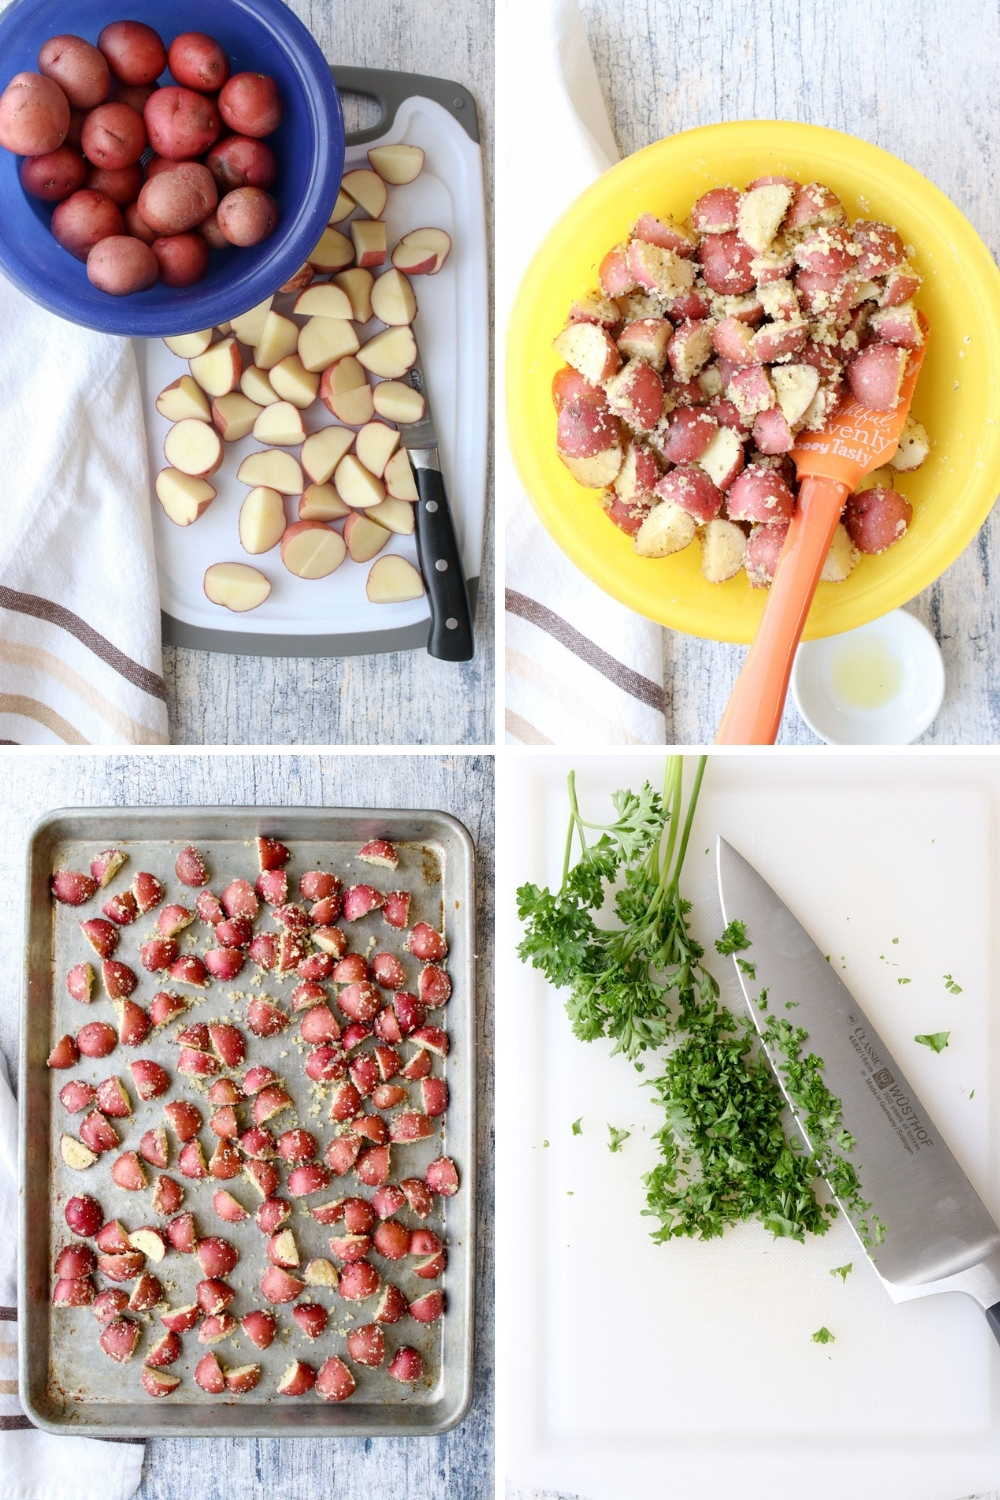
[0,1050,145,1500]
[498,0,666,745]
[0,275,169,746]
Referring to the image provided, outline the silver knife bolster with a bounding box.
[408,447,440,472]
[881,1244,1000,1310]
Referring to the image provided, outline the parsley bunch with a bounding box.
[517,759,850,1246]
[517,756,714,1059]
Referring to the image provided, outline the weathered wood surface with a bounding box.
[0,752,493,1499]
[574,0,1000,745]
[164,0,495,747]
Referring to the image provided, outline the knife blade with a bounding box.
[398,348,474,662]
[715,835,1000,1339]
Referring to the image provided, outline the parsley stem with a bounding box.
[667,754,707,893]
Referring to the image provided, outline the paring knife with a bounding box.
[400,351,474,662]
[716,835,1000,1341]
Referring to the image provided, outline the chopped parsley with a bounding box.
[943,974,963,994]
[897,977,911,986]
[737,957,756,979]
[607,1126,630,1153]
[830,1263,852,1282]
[811,1326,835,1344]
[571,1118,582,1135]
[915,1031,950,1053]
[716,918,751,955]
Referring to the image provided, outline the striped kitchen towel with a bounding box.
[0,274,169,746]
[0,1051,144,1499]
[499,0,666,744]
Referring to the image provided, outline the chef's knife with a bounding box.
[399,350,474,662]
[716,835,1000,1340]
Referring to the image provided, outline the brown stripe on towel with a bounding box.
[0,1308,16,1322]
[0,694,88,744]
[505,589,665,713]
[0,1415,32,1430]
[505,708,553,744]
[0,588,167,703]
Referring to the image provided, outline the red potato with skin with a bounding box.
[844,486,912,553]
[551,366,608,412]
[98,22,167,84]
[67,963,95,1002]
[144,87,220,160]
[20,147,87,203]
[167,33,230,93]
[744,522,789,587]
[38,36,110,110]
[726,466,796,525]
[151,232,209,288]
[218,73,282,137]
[139,162,217,235]
[124,201,156,243]
[604,360,664,432]
[217,187,278,247]
[598,243,636,297]
[663,409,718,464]
[691,186,740,234]
[846,342,909,411]
[206,135,277,191]
[81,103,146,170]
[0,72,70,156]
[84,162,143,206]
[110,80,158,113]
[698,232,756,294]
[752,406,795,454]
[51,190,124,261]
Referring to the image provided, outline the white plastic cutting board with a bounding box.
[500,753,1000,1500]
[135,93,487,644]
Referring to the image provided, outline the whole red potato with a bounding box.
[38,35,110,110]
[0,72,70,156]
[151,232,209,287]
[216,187,278,247]
[138,161,217,235]
[110,80,158,113]
[81,102,146,170]
[218,73,282,138]
[197,209,228,249]
[205,135,277,191]
[65,108,86,150]
[144,85,220,160]
[168,33,231,93]
[51,189,123,260]
[124,201,156,244]
[19,146,86,203]
[84,163,143,206]
[87,235,159,295]
[98,22,167,85]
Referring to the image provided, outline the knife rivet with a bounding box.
[425,500,439,513]
[435,559,448,571]
[446,618,458,630]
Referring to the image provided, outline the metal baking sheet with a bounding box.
[19,806,475,1436]
[140,64,489,658]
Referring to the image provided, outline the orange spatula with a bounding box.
[715,326,928,745]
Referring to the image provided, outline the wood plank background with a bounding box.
[0,752,493,1499]
[163,0,495,746]
[566,0,1000,745]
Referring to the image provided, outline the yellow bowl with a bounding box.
[506,120,1000,643]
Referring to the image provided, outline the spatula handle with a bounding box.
[715,475,850,745]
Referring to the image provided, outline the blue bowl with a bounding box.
[0,0,344,335]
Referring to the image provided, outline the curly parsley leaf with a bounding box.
[915,1031,950,1053]
[811,1326,835,1344]
[607,1126,631,1153]
[716,919,751,955]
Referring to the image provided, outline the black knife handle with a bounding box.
[985,1302,1000,1344]
[412,465,475,662]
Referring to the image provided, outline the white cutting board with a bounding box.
[500,753,1000,1500]
[135,93,488,646]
